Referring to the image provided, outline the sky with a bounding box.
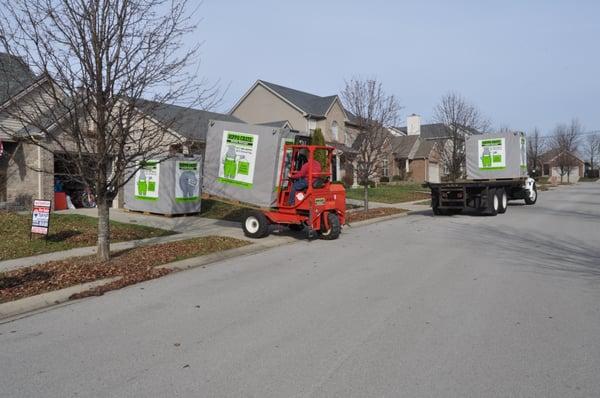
[192,0,599,134]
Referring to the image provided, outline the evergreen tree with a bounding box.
[310,128,328,170]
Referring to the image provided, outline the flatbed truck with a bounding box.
[425,177,537,216]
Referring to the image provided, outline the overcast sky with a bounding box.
[195,0,599,133]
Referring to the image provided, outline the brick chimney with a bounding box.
[407,114,421,136]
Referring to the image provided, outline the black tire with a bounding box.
[319,212,341,240]
[288,223,305,231]
[497,188,508,214]
[432,191,442,215]
[242,210,270,238]
[524,182,537,205]
[486,188,498,216]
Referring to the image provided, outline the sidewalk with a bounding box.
[346,198,430,212]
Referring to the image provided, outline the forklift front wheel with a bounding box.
[242,211,270,238]
[319,212,341,240]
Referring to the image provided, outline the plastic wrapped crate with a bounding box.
[466,131,527,180]
[124,155,202,214]
[203,120,296,208]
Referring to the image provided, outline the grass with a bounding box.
[346,207,408,223]
[346,183,430,204]
[0,236,250,303]
[579,177,599,182]
[0,212,174,261]
[199,198,250,222]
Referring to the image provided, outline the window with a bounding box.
[382,159,389,177]
[331,121,339,141]
[308,119,317,133]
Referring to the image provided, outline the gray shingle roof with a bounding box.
[391,135,420,158]
[395,123,453,140]
[259,80,337,117]
[134,98,242,142]
[0,53,37,105]
[413,139,438,159]
[256,120,291,128]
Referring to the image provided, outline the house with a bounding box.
[538,149,585,183]
[230,80,360,181]
[0,53,239,209]
[386,115,443,183]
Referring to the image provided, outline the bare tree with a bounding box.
[527,127,544,177]
[340,78,400,211]
[551,119,582,183]
[584,133,600,177]
[0,0,219,260]
[433,92,489,181]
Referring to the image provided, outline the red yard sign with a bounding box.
[31,199,52,237]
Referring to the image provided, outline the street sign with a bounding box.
[31,199,52,237]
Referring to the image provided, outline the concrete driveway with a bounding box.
[1,183,599,397]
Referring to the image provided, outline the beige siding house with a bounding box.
[230,80,360,181]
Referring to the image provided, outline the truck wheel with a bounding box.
[497,189,508,214]
[432,192,442,215]
[319,212,341,240]
[524,183,537,205]
[486,188,498,216]
[242,211,270,238]
[288,223,305,231]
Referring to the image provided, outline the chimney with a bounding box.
[407,114,421,135]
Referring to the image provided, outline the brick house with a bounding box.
[538,149,585,183]
[0,53,239,209]
[230,80,360,181]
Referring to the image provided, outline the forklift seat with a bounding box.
[312,178,325,189]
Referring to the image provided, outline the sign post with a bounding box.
[31,199,52,241]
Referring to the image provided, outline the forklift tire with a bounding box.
[524,183,537,205]
[288,223,305,231]
[486,188,499,216]
[497,188,508,214]
[319,212,341,240]
[242,211,270,238]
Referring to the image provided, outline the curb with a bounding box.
[0,277,119,321]
[0,211,415,321]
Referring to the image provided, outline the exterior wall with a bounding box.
[231,84,306,131]
[409,159,428,182]
[4,142,54,206]
[318,100,347,144]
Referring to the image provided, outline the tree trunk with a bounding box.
[97,198,111,261]
[363,183,369,212]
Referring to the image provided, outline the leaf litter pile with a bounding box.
[0,236,249,303]
[346,207,407,223]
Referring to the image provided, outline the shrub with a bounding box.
[310,128,328,170]
[379,176,390,183]
[392,175,403,181]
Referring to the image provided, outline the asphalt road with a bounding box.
[1,183,599,397]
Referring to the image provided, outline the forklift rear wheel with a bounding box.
[242,211,270,238]
[319,212,341,240]
[288,223,305,231]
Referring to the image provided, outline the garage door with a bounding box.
[427,162,440,183]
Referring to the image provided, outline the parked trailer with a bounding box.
[426,177,537,216]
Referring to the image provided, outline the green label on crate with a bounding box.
[218,131,258,188]
[478,138,506,170]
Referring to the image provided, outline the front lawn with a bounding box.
[199,198,250,222]
[0,236,250,303]
[346,183,430,204]
[0,212,174,261]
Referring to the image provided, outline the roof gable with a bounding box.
[0,53,37,105]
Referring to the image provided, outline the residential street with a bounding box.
[1,183,599,398]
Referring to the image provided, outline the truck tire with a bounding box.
[432,191,442,215]
[497,188,508,214]
[486,188,499,216]
[319,212,341,240]
[242,210,270,238]
[524,182,537,205]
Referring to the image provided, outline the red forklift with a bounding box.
[241,144,346,240]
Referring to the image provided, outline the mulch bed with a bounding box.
[346,207,407,223]
[0,236,249,303]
